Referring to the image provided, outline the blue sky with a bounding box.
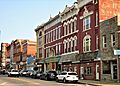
[0,0,76,43]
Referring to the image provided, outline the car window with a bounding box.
[61,72,67,75]
[12,70,19,72]
[68,73,77,75]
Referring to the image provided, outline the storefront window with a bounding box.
[103,61,111,74]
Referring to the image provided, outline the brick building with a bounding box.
[35,0,120,81]
[13,39,24,69]
[1,43,10,68]
[22,40,36,69]
[100,15,120,81]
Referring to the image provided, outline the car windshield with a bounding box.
[68,73,77,75]
[12,70,19,72]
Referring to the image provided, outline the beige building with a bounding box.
[35,24,45,71]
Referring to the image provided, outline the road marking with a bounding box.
[0,82,7,85]
[10,78,40,85]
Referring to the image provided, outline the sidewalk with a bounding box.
[78,80,120,86]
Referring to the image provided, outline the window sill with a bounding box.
[83,28,91,32]
[62,30,78,38]
[95,25,98,28]
[83,50,92,53]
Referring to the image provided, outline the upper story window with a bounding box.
[96,12,98,27]
[39,48,42,57]
[83,16,91,31]
[83,35,91,52]
[64,23,67,36]
[103,35,107,48]
[111,33,115,47]
[96,35,98,50]
[53,30,56,41]
[39,31,42,37]
[67,21,70,35]
[46,48,49,57]
[74,17,77,31]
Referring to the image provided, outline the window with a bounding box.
[67,22,69,35]
[83,16,90,31]
[103,35,107,48]
[96,12,98,27]
[64,40,67,53]
[111,34,115,47]
[69,39,71,52]
[72,21,74,32]
[38,38,42,47]
[74,20,77,31]
[59,44,61,55]
[64,24,67,36]
[56,44,59,55]
[56,28,59,39]
[56,44,60,55]
[103,61,111,74]
[53,30,56,41]
[72,40,75,51]
[46,48,49,57]
[83,35,91,52]
[96,35,98,50]
[39,48,42,57]
[85,67,92,75]
[59,27,61,38]
[51,31,53,41]
[67,39,69,52]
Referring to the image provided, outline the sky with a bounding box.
[0,0,76,43]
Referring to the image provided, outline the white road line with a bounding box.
[0,82,7,85]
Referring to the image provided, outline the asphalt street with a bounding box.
[0,75,91,86]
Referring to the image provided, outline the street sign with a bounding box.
[114,50,120,55]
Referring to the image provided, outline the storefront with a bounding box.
[44,56,61,71]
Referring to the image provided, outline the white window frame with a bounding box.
[64,23,67,36]
[96,35,98,50]
[74,17,77,31]
[83,16,91,31]
[83,35,91,52]
[67,21,70,35]
[103,35,107,48]
[111,34,115,47]
[96,12,98,27]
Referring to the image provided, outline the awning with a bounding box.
[39,59,45,64]
[59,53,79,64]
[76,51,99,62]
[45,56,61,63]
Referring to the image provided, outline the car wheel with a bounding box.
[45,77,48,80]
[63,78,66,83]
[56,77,59,82]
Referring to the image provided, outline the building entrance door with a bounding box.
[96,64,99,80]
[113,65,117,79]
[80,67,84,79]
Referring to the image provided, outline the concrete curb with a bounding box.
[78,81,102,86]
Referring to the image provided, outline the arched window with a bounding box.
[38,31,42,47]
[64,22,67,36]
[83,35,91,52]
[74,17,77,31]
[63,40,67,53]
[39,31,42,37]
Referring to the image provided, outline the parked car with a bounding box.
[8,69,20,77]
[0,69,7,75]
[20,70,28,76]
[56,71,79,83]
[34,71,43,79]
[26,70,34,77]
[40,71,57,80]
